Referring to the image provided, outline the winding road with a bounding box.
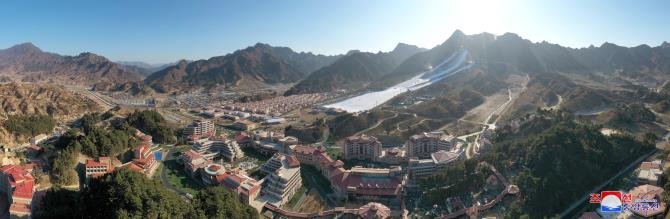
[159,150,192,200]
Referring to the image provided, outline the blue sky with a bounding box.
[1,0,668,63]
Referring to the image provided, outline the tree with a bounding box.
[80,169,197,218]
[50,143,79,186]
[2,114,55,137]
[126,110,176,144]
[193,187,259,219]
[34,188,81,219]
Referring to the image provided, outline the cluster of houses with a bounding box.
[196,93,331,127]
[222,93,332,117]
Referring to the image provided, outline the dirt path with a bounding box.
[353,111,399,136]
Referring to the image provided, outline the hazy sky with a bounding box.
[1,0,668,63]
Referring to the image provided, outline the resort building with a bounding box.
[407,150,462,180]
[182,119,216,139]
[121,143,159,177]
[260,153,302,207]
[85,157,113,182]
[406,131,456,158]
[376,148,408,165]
[199,163,262,205]
[191,137,245,162]
[628,184,667,217]
[638,160,663,185]
[179,150,207,177]
[0,164,35,218]
[201,163,227,185]
[331,166,404,205]
[251,131,299,155]
[291,145,405,207]
[344,134,382,161]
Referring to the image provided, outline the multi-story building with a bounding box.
[407,150,462,180]
[260,153,302,207]
[180,150,207,177]
[85,157,113,182]
[251,131,299,155]
[192,138,245,161]
[122,143,159,177]
[291,145,405,207]
[406,131,456,158]
[0,164,35,218]
[183,119,216,139]
[376,147,408,165]
[198,163,262,206]
[344,134,382,160]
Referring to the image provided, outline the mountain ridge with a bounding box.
[0,43,144,87]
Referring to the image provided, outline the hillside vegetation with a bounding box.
[36,169,258,219]
[420,110,655,218]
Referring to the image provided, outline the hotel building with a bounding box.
[343,134,382,161]
[406,131,456,158]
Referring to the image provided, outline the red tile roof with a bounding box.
[292,145,316,155]
[286,156,300,168]
[13,181,34,199]
[640,162,661,170]
[1,165,35,200]
[184,150,202,159]
[9,202,31,213]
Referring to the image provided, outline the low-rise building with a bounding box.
[628,184,667,218]
[30,134,49,145]
[229,120,257,131]
[85,157,113,182]
[0,164,35,218]
[376,148,408,165]
[638,160,663,185]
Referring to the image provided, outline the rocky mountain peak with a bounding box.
[4,42,42,54]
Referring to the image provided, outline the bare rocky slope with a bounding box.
[0,83,101,145]
[0,43,144,87]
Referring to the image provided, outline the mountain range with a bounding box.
[144,43,342,93]
[118,61,181,77]
[1,33,669,98]
[284,43,426,95]
[0,43,144,86]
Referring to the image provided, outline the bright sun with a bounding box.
[451,0,509,34]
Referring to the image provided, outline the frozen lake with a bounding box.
[325,50,473,112]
